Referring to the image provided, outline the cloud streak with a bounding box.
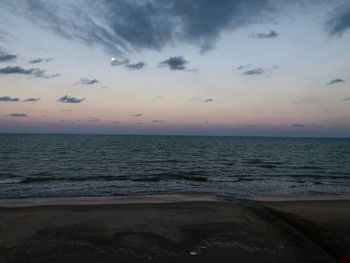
[58,95,85,104]
[28,58,54,64]
[8,113,27,117]
[327,78,345,85]
[250,30,279,39]
[23,98,40,102]
[0,66,59,79]
[111,58,145,70]
[0,96,20,102]
[80,78,99,85]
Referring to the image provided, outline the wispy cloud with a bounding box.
[202,98,214,103]
[80,78,99,85]
[8,113,27,117]
[159,56,189,71]
[343,97,350,101]
[112,121,120,124]
[152,120,164,123]
[0,96,20,102]
[28,58,54,64]
[250,30,279,39]
[2,0,274,54]
[0,66,59,79]
[58,95,85,104]
[327,78,345,85]
[130,113,143,117]
[23,98,40,102]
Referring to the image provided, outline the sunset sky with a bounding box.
[0,0,349,136]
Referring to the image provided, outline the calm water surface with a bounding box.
[0,134,349,198]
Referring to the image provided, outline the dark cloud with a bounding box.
[80,78,99,85]
[242,67,265,76]
[0,66,59,78]
[159,56,188,71]
[2,0,274,54]
[23,98,40,102]
[112,121,120,124]
[0,96,20,102]
[130,113,143,117]
[291,123,305,128]
[326,4,350,36]
[111,58,145,70]
[28,58,54,64]
[0,49,17,62]
[327,78,345,85]
[58,95,85,104]
[250,30,279,39]
[203,98,214,103]
[343,97,350,101]
[8,113,27,117]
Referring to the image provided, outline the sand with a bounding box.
[0,195,349,263]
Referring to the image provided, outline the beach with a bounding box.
[0,195,349,263]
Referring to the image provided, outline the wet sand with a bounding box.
[0,195,349,263]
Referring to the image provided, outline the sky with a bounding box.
[0,0,349,137]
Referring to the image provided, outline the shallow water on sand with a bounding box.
[0,134,349,198]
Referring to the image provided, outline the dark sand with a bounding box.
[0,195,349,263]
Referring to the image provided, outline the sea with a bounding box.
[0,134,349,199]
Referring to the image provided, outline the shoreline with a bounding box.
[0,194,350,207]
[1,194,349,262]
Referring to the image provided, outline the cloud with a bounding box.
[0,96,20,102]
[236,64,251,70]
[23,98,40,102]
[246,124,260,128]
[2,0,277,54]
[8,113,27,117]
[152,120,164,123]
[28,58,54,64]
[326,4,350,36]
[58,95,85,104]
[112,121,120,124]
[130,113,143,117]
[80,78,99,85]
[135,122,144,125]
[203,98,214,103]
[0,66,59,78]
[242,67,265,76]
[111,58,145,70]
[291,123,305,128]
[343,97,350,101]
[0,49,17,62]
[126,62,145,70]
[250,30,279,39]
[327,78,345,85]
[159,56,188,71]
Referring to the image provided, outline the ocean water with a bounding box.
[0,134,349,199]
